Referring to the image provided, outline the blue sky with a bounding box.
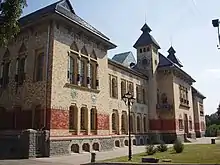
[23,0,220,115]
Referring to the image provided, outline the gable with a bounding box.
[56,0,75,14]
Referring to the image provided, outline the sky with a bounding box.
[22,0,220,115]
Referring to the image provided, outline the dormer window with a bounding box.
[147,47,150,52]
[140,48,142,53]
[143,48,146,52]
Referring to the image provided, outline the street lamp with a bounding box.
[122,92,135,161]
[212,19,220,49]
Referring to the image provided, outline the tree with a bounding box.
[0,0,27,47]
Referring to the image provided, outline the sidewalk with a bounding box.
[0,137,217,165]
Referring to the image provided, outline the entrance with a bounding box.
[184,114,189,137]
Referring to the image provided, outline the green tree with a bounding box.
[0,0,27,47]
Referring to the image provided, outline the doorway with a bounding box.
[184,114,189,136]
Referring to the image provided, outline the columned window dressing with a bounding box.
[68,42,98,89]
[0,48,11,88]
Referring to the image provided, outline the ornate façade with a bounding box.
[0,0,206,156]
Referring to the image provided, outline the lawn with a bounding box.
[103,144,220,164]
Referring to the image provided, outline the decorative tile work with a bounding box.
[97,113,109,130]
[50,109,69,129]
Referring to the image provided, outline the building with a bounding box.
[0,0,206,156]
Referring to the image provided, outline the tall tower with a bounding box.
[133,23,160,140]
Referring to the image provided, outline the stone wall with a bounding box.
[0,129,49,159]
[50,135,149,156]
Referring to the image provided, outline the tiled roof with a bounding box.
[192,86,206,99]
[112,51,131,63]
[158,53,195,83]
[133,23,160,49]
[167,46,183,67]
[19,0,114,44]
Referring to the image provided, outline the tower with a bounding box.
[133,23,160,140]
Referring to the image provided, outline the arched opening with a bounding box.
[143,116,147,132]
[70,42,79,52]
[112,78,118,98]
[90,108,97,133]
[137,116,141,132]
[115,140,120,147]
[133,139,136,145]
[121,111,128,134]
[69,105,78,133]
[124,140,128,146]
[81,46,88,56]
[82,143,90,152]
[112,110,119,134]
[121,80,126,99]
[71,144,79,153]
[80,107,88,134]
[140,138,144,145]
[92,143,100,151]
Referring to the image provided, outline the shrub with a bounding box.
[146,144,157,155]
[157,141,168,152]
[173,138,184,153]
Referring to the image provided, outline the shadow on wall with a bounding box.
[0,130,50,160]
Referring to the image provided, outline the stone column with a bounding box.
[118,113,122,135]
[87,108,91,135]
[87,61,90,88]
[77,108,81,135]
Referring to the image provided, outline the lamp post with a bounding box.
[212,19,220,49]
[122,92,135,161]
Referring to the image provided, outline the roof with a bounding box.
[18,0,116,49]
[112,51,132,63]
[158,53,195,83]
[133,23,160,49]
[192,86,206,99]
[108,58,148,80]
[167,46,183,67]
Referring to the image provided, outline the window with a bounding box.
[179,85,189,106]
[90,61,97,89]
[121,79,126,99]
[68,53,78,85]
[35,52,44,82]
[199,103,204,116]
[130,114,134,133]
[0,62,10,88]
[157,89,160,104]
[147,47,150,52]
[143,48,146,52]
[90,108,97,130]
[109,75,118,98]
[16,57,26,85]
[121,112,127,134]
[143,88,146,104]
[80,108,86,130]
[143,116,147,132]
[137,116,141,132]
[189,120,193,130]
[140,48,142,53]
[136,85,141,103]
[112,112,117,133]
[128,82,134,95]
[179,119,184,130]
[69,42,98,89]
[69,105,77,130]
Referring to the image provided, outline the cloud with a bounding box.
[202,68,220,79]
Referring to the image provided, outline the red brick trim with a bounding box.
[149,119,176,131]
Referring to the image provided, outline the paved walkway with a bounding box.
[0,137,217,165]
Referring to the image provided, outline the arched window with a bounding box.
[143,116,147,132]
[69,105,78,131]
[121,112,127,134]
[112,113,116,131]
[80,107,88,132]
[112,78,118,98]
[121,80,126,99]
[157,89,160,104]
[90,108,97,131]
[130,114,134,133]
[137,116,141,132]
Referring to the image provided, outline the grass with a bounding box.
[103,144,220,164]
